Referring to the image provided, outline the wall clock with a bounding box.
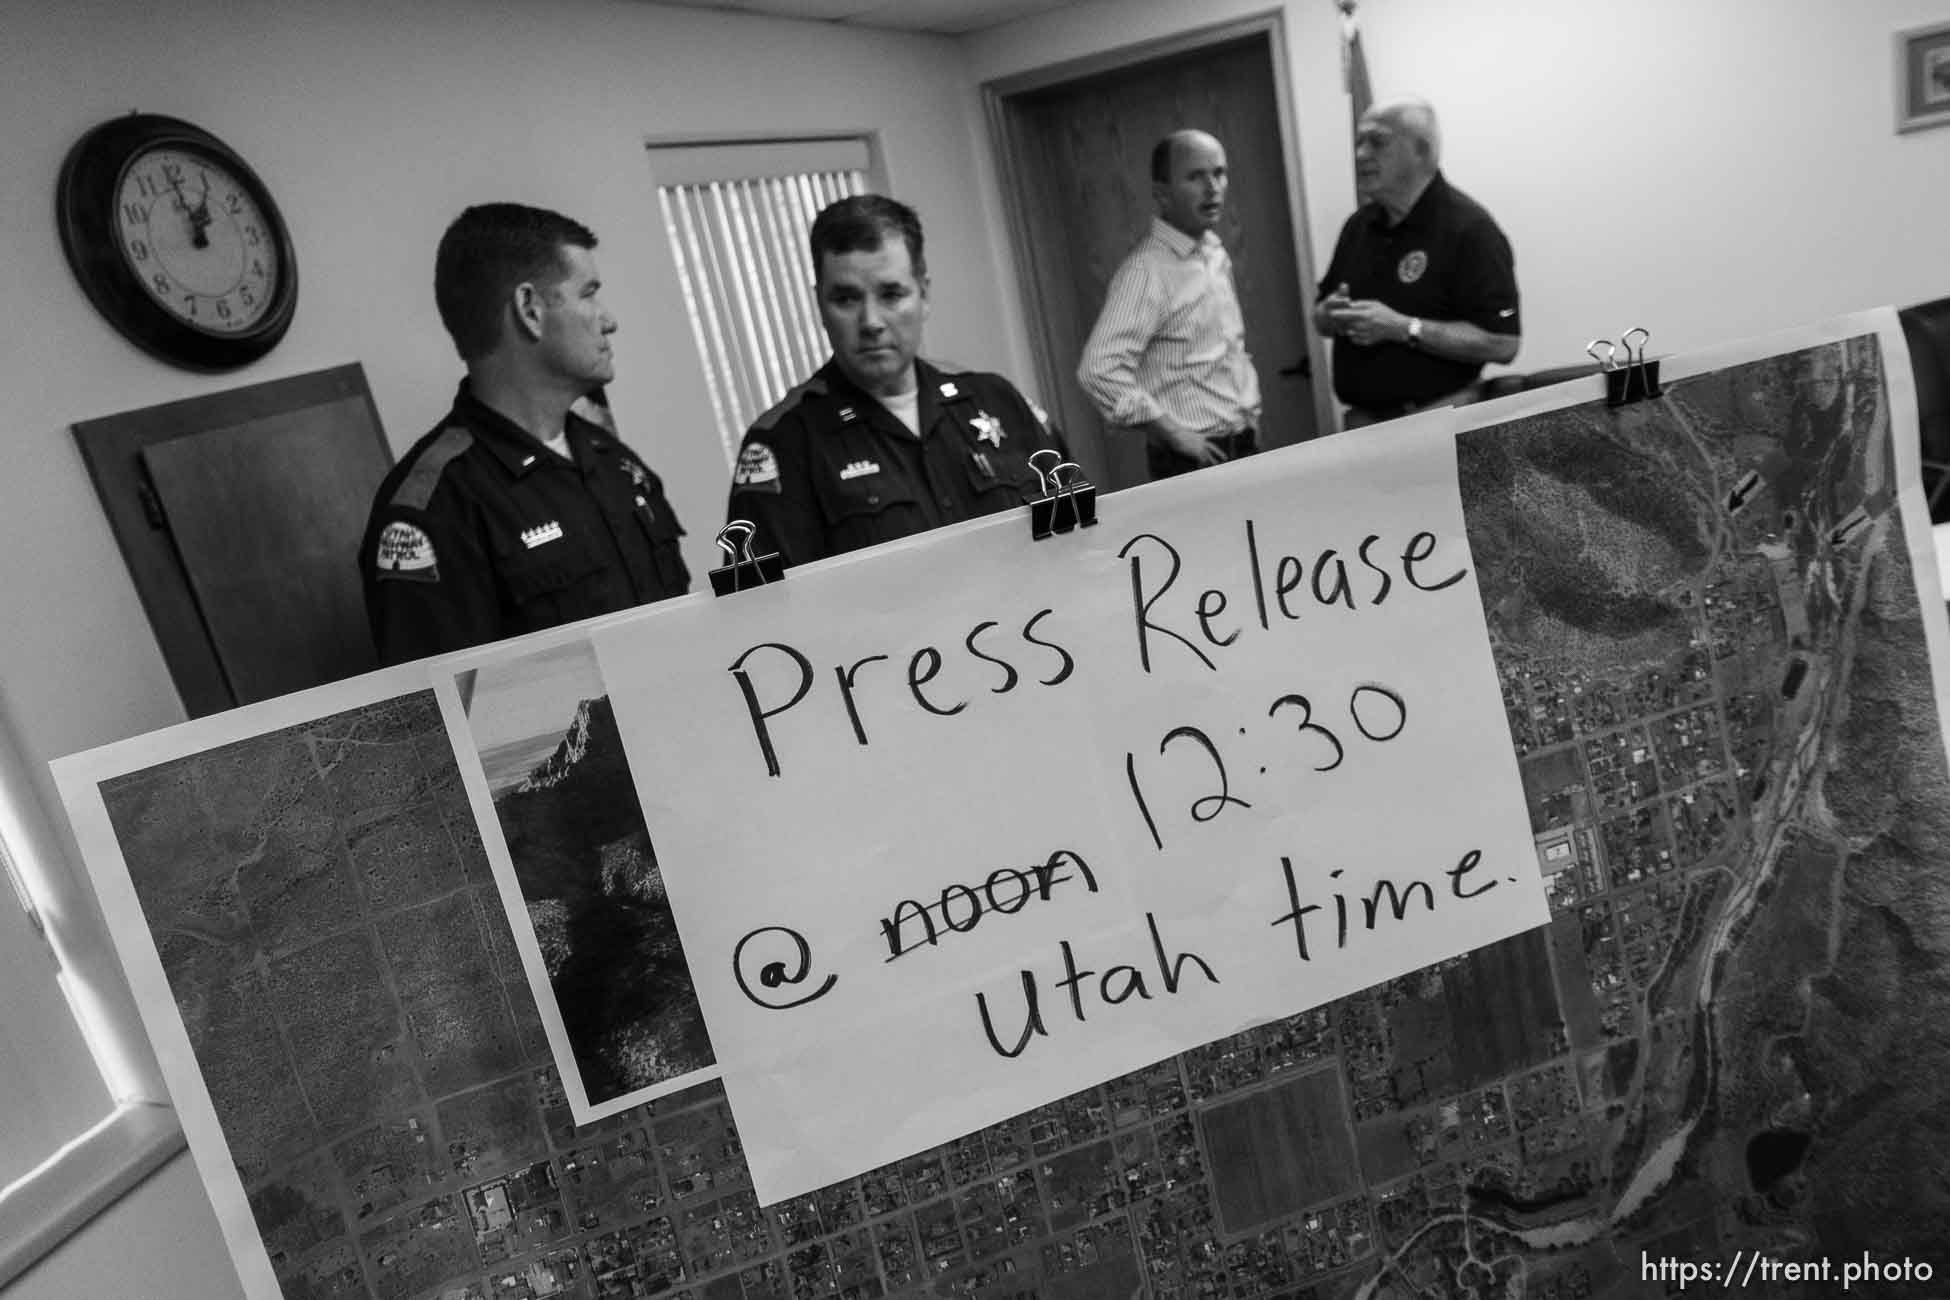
[57,113,298,371]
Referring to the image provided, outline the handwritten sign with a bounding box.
[593,419,1547,1204]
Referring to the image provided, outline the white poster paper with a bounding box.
[594,419,1548,1204]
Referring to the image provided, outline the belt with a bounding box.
[1347,384,1479,423]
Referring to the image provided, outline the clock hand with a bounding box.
[162,170,212,249]
[187,183,213,250]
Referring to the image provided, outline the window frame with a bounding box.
[646,131,886,467]
[0,692,184,1289]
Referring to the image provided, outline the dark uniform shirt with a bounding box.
[361,382,689,665]
[725,358,1067,567]
[1317,172,1520,413]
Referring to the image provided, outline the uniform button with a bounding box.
[938,497,953,509]
[635,495,646,506]
[868,494,881,506]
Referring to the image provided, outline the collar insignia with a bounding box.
[938,381,959,398]
[521,521,564,549]
[839,459,881,480]
[970,411,1005,447]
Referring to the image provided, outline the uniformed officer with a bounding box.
[361,203,688,665]
[726,194,1065,567]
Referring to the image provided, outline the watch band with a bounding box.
[1407,317,1425,346]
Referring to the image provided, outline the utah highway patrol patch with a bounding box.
[1397,250,1428,284]
[375,521,438,583]
[734,441,782,494]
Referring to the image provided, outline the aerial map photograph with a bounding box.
[88,328,1948,1299]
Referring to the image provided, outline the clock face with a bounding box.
[116,146,281,336]
[58,113,299,370]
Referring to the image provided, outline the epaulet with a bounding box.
[751,376,829,433]
[388,427,475,511]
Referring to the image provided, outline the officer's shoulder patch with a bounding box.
[389,427,475,511]
[751,376,830,433]
[374,520,439,583]
[732,441,782,494]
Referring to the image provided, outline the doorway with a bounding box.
[989,19,1328,492]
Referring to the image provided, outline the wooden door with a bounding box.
[998,33,1317,491]
[74,364,393,716]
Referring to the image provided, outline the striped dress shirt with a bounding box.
[1077,217,1261,438]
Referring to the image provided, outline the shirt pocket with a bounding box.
[818,475,923,553]
[638,498,690,594]
[960,444,1041,507]
[499,539,607,628]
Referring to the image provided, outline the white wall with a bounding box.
[963,0,1950,383]
[0,0,1008,1292]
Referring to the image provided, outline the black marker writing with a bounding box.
[732,925,837,1010]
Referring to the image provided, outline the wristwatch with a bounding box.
[1407,317,1425,347]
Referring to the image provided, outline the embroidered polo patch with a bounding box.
[734,442,782,493]
[1397,250,1428,284]
[374,521,438,583]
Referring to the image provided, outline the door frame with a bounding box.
[982,10,1339,454]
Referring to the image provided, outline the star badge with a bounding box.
[971,411,1005,447]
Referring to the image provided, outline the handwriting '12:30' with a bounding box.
[1123,681,1408,850]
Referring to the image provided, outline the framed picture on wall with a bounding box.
[1895,19,1950,132]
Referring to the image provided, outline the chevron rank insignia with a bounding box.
[374,521,438,583]
[971,411,1005,447]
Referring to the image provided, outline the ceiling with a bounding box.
[639,0,1086,36]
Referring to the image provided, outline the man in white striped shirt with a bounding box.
[1077,129,1262,480]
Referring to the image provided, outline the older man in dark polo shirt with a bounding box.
[1314,98,1521,429]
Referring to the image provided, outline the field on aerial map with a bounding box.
[86,330,1950,1299]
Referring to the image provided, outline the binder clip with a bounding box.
[709,519,784,596]
[1589,326,1662,407]
[1028,448,1098,540]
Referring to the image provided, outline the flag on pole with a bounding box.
[1340,0,1373,138]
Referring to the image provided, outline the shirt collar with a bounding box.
[1369,171,1449,233]
[817,356,948,405]
[452,379,610,477]
[1148,216,1218,259]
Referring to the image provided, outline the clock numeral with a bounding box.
[250,259,267,281]
[215,298,232,321]
[129,239,150,263]
[245,225,262,247]
[122,202,148,226]
[226,192,243,214]
[151,272,170,296]
[239,284,256,307]
[134,173,161,199]
[182,294,198,318]
[161,160,184,184]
